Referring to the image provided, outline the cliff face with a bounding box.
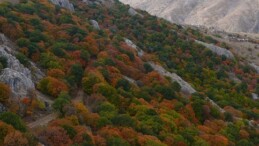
[120,0,259,33]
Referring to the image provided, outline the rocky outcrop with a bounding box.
[0,46,32,78]
[0,34,44,98]
[124,38,144,57]
[50,0,74,12]
[83,0,115,7]
[128,7,138,16]
[128,7,143,17]
[0,46,35,97]
[0,33,16,49]
[252,93,259,100]
[123,75,137,85]
[195,40,234,59]
[205,97,225,113]
[0,68,34,97]
[228,73,241,83]
[148,62,196,94]
[90,20,100,30]
[250,63,259,74]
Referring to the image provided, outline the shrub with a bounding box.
[16,38,30,47]
[0,57,7,68]
[0,112,26,132]
[144,63,153,73]
[111,114,135,127]
[97,102,118,119]
[16,53,29,66]
[52,94,70,114]
[61,125,77,139]
[69,64,84,84]
[38,77,68,97]
[107,137,130,146]
[82,74,101,94]
[116,78,131,91]
[0,83,10,103]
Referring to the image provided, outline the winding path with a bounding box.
[26,91,56,129]
[27,89,84,129]
[27,113,58,129]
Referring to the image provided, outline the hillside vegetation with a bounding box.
[0,0,258,145]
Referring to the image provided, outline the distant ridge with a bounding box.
[120,0,259,33]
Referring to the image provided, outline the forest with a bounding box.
[0,0,258,145]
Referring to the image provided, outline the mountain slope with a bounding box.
[120,0,259,33]
[0,0,258,145]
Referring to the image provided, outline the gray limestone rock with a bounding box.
[195,40,234,59]
[252,93,259,100]
[0,44,37,98]
[128,7,138,16]
[124,38,144,57]
[123,75,137,85]
[0,33,16,50]
[148,62,196,94]
[83,0,115,7]
[0,46,31,78]
[0,68,34,98]
[90,20,100,30]
[128,7,143,17]
[250,63,259,74]
[50,0,74,12]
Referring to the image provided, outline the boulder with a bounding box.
[90,20,100,30]
[252,93,259,100]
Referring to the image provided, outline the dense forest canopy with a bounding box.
[0,0,258,145]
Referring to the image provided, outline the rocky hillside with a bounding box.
[120,0,259,33]
[0,0,258,146]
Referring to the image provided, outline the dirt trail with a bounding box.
[27,90,84,129]
[26,91,56,129]
[72,89,84,102]
[27,113,58,129]
[35,90,54,104]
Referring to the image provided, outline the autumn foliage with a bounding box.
[0,0,258,145]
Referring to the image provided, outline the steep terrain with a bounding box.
[0,0,258,146]
[120,0,259,33]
